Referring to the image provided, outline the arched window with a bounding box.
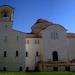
[36,51,39,56]
[4,51,7,57]
[26,52,28,57]
[16,51,19,57]
[3,11,8,17]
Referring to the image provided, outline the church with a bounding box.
[0,5,75,72]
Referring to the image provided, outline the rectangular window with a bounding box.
[51,32,53,40]
[26,52,28,57]
[27,40,29,44]
[16,51,18,56]
[51,32,58,40]
[4,51,7,57]
[54,32,55,40]
[5,25,7,31]
[16,33,19,41]
[56,33,58,39]
[35,40,39,44]
[35,40,37,44]
[37,40,39,44]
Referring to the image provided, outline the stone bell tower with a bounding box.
[0,5,14,29]
[0,5,14,22]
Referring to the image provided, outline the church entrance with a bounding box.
[52,51,58,71]
[52,51,58,61]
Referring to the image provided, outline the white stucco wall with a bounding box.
[0,22,25,71]
[39,25,68,62]
[25,38,41,70]
[67,38,75,60]
[0,18,75,71]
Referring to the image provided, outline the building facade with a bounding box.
[0,5,25,71]
[0,5,75,71]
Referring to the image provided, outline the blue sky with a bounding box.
[0,0,75,33]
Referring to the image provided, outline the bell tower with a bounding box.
[0,5,14,22]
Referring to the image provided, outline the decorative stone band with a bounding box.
[67,33,75,38]
[38,61,75,67]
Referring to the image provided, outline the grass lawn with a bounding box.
[0,71,75,75]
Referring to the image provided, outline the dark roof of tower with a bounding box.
[35,18,53,24]
[0,5,14,9]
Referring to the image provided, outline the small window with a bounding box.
[56,32,58,39]
[35,40,37,44]
[51,32,58,40]
[26,52,28,57]
[54,32,55,40]
[36,52,39,56]
[51,32,53,40]
[16,33,19,41]
[16,51,18,57]
[37,40,39,44]
[27,40,29,44]
[16,35,19,41]
[35,40,39,44]
[4,51,7,57]
[3,67,6,71]
[19,66,22,71]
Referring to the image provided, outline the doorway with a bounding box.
[19,66,22,71]
[26,67,29,72]
[53,67,58,71]
[52,51,58,61]
[65,66,70,71]
[52,51,58,71]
